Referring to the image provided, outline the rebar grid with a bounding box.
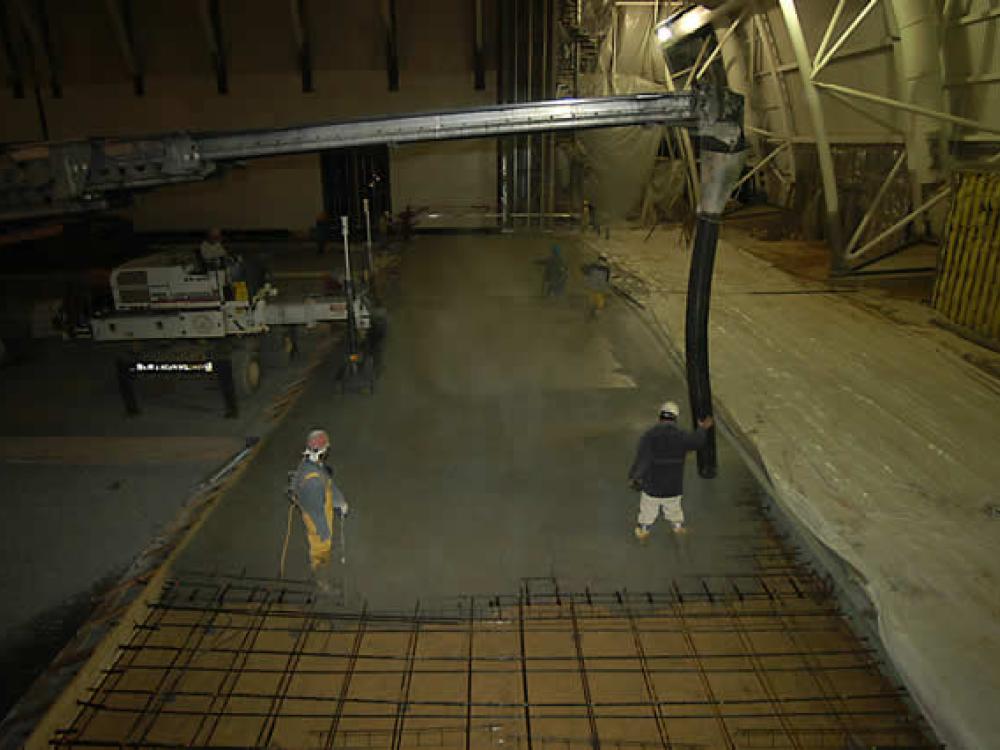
[55,586,933,749]
[53,522,936,750]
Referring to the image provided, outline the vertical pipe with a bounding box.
[341,215,357,355]
[363,196,373,282]
[573,0,581,97]
[497,0,508,229]
[778,0,843,259]
[525,0,534,229]
[512,0,520,226]
[610,5,617,91]
[539,0,550,228]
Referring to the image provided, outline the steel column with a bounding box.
[778,0,843,257]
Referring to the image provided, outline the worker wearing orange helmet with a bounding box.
[290,429,348,580]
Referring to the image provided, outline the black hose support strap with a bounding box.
[685,131,747,479]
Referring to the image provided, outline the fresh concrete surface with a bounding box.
[0,328,331,716]
[177,235,768,612]
[595,226,1000,750]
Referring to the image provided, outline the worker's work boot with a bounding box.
[672,523,688,535]
[634,526,650,542]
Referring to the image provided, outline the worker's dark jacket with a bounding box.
[581,261,611,291]
[628,421,707,498]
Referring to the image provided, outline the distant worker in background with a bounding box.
[289,429,349,591]
[628,401,713,541]
[581,252,611,319]
[398,204,427,242]
[540,244,568,297]
[378,210,393,248]
[199,228,228,267]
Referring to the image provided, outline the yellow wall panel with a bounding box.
[933,171,1000,342]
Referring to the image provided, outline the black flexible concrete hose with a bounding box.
[684,131,746,479]
[685,215,720,478]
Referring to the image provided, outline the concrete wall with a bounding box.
[0,0,498,230]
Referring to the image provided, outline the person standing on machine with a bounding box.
[199,227,228,266]
[290,429,349,590]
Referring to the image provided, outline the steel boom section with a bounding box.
[0,92,721,222]
[199,93,703,160]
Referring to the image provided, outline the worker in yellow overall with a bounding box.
[581,252,612,319]
[290,429,348,588]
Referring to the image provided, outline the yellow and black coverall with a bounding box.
[292,458,347,571]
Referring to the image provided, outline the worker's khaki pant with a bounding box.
[301,508,334,571]
[637,492,684,529]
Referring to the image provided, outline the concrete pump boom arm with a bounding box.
[0,89,742,223]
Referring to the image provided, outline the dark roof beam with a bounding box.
[15,0,59,97]
[0,1,25,98]
[198,0,227,94]
[290,0,312,93]
[104,0,143,96]
[473,0,484,90]
[380,0,398,91]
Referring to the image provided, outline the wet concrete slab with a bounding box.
[177,235,768,611]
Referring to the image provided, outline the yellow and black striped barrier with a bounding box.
[933,169,1000,343]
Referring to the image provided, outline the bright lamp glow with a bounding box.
[655,4,713,46]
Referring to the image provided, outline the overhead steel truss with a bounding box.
[0,89,739,223]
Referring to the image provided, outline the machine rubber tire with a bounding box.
[231,347,262,397]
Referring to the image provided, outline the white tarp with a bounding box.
[575,6,685,224]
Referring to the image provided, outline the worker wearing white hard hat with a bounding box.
[628,401,713,541]
[289,429,348,583]
[199,227,228,263]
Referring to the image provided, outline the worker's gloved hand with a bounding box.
[629,478,642,492]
